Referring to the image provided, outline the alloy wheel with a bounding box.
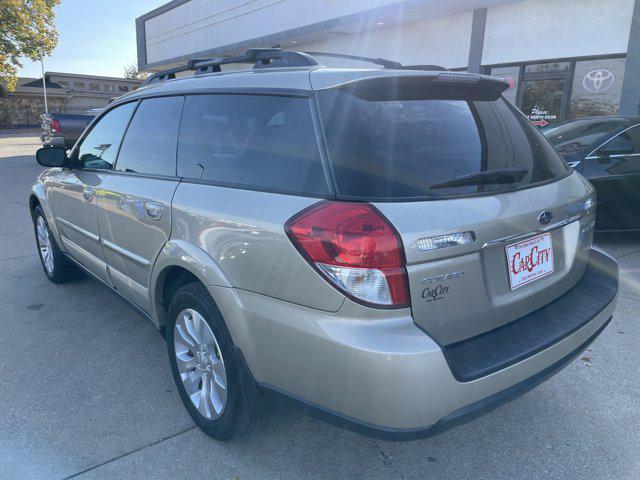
[36,216,54,275]
[174,308,228,420]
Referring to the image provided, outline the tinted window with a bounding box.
[599,125,640,155]
[116,96,183,176]
[76,102,136,170]
[317,85,568,199]
[178,94,328,195]
[543,118,628,160]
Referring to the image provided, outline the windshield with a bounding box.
[542,118,628,159]
[316,86,570,199]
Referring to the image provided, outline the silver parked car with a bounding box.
[29,49,618,440]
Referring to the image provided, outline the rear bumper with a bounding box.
[442,248,618,382]
[218,248,618,438]
[260,315,612,440]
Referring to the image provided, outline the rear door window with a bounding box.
[177,94,328,195]
[115,96,184,176]
[316,85,569,199]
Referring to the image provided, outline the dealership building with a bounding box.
[136,0,639,126]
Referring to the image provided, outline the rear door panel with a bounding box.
[97,174,178,311]
[95,95,183,313]
[375,173,594,345]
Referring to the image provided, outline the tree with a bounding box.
[123,64,149,80]
[0,0,60,92]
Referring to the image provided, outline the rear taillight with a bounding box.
[285,201,409,308]
[50,119,62,134]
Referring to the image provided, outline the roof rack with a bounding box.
[302,52,449,71]
[303,51,402,69]
[141,48,318,86]
[141,48,449,87]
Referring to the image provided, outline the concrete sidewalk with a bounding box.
[1,136,638,480]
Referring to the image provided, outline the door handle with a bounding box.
[144,202,163,220]
[82,186,94,202]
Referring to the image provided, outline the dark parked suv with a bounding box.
[30,49,618,440]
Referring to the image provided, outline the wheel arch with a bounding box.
[29,194,41,215]
[150,239,234,328]
[29,183,65,249]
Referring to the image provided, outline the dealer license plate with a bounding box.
[505,233,554,290]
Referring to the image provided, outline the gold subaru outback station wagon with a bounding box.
[29,49,618,440]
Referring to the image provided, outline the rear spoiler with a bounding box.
[324,72,510,101]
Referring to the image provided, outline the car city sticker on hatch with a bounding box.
[506,233,554,290]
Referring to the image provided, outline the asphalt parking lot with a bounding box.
[1,133,639,480]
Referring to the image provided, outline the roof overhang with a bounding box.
[136,0,521,71]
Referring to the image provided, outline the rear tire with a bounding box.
[166,282,256,440]
[32,206,74,284]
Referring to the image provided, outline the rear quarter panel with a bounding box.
[170,182,345,312]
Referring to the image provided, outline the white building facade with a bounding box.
[136,0,640,125]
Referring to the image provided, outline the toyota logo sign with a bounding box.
[583,69,615,93]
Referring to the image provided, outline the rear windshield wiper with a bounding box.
[430,168,529,189]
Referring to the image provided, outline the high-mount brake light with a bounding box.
[285,202,409,308]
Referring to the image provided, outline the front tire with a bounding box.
[32,206,73,283]
[166,282,255,440]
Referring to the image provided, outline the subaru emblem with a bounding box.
[538,210,553,225]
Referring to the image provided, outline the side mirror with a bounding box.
[599,137,635,157]
[36,147,67,167]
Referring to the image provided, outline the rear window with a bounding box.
[316,86,569,199]
[178,94,328,196]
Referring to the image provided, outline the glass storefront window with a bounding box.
[491,66,520,104]
[521,79,565,127]
[569,58,626,119]
[524,62,570,73]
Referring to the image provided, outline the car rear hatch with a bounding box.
[313,70,596,345]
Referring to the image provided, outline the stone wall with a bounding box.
[0,95,67,129]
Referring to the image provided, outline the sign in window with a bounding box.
[522,79,565,128]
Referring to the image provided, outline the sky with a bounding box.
[18,0,168,79]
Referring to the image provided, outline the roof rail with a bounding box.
[303,51,402,69]
[140,48,449,87]
[303,52,448,71]
[141,48,319,86]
